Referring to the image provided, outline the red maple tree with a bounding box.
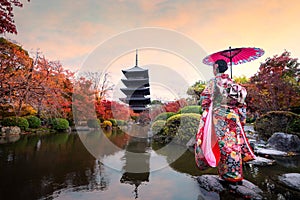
[0,0,30,34]
[246,51,300,114]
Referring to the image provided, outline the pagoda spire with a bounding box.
[135,49,138,67]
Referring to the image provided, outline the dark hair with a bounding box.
[215,59,228,73]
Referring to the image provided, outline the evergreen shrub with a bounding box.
[116,119,127,126]
[1,116,29,130]
[153,112,176,122]
[254,111,300,139]
[178,105,203,115]
[109,119,117,126]
[87,119,101,128]
[164,113,201,143]
[52,118,69,130]
[151,120,166,135]
[26,116,41,128]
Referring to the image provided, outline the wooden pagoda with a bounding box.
[120,50,150,113]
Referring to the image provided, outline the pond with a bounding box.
[0,129,300,200]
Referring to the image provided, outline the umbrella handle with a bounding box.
[230,57,233,79]
[229,47,232,79]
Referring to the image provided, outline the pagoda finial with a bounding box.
[135,49,138,67]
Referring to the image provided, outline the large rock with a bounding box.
[247,156,276,166]
[255,148,288,156]
[267,132,300,152]
[1,126,21,136]
[197,175,263,199]
[230,181,263,199]
[197,175,224,192]
[278,173,300,191]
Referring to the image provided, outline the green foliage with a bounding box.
[151,100,163,105]
[15,117,29,130]
[234,75,249,84]
[116,119,127,126]
[154,112,176,122]
[289,118,300,133]
[1,117,16,127]
[246,117,256,124]
[109,118,117,126]
[187,81,206,103]
[1,116,29,130]
[25,115,41,128]
[164,113,201,143]
[87,119,100,128]
[178,105,203,115]
[131,116,138,121]
[151,120,166,135]
[254,111,300,139]
[52,118,69,130]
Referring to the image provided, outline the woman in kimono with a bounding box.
[195,59,256,183]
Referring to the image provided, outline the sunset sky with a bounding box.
[4,0,300,100]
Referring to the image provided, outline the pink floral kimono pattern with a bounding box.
[195,73,256,183]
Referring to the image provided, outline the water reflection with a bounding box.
[86,160,109,191]
[0,135,20,144]
[120,137,151,199]
[0,133,105,200]
[0,130,300,200]
[273,155,300,168]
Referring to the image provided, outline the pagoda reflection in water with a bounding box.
[120,50,151,113]
[120,136,150,199]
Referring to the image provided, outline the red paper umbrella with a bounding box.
[203,46,265,78]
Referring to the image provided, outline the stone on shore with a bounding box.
[267,132,300,153]
[1,126,21,136]
[247,156,276,166]
[197,175,263,199]
[255,148,288,157]
[278,173,300,191]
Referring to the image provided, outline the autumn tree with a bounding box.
[72,77,95,122]
[0,0,30,34]
[76,71,117,120]
[0,38,74,118]
[31,56,74,119]
[78,71,114,101]
[0,37,33,116]
[163,98,187,112]
[246,51,300,114]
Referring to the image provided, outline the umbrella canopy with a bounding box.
[203,46,265,78]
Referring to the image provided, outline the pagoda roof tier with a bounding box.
[130,105,147,109]
[120,88,150,96]
[121,78,149,87]
[122,66,148,73]
[122,66,149,79]
[132,108,148,113]
[120,97,151,104]
[130,106,149,113]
